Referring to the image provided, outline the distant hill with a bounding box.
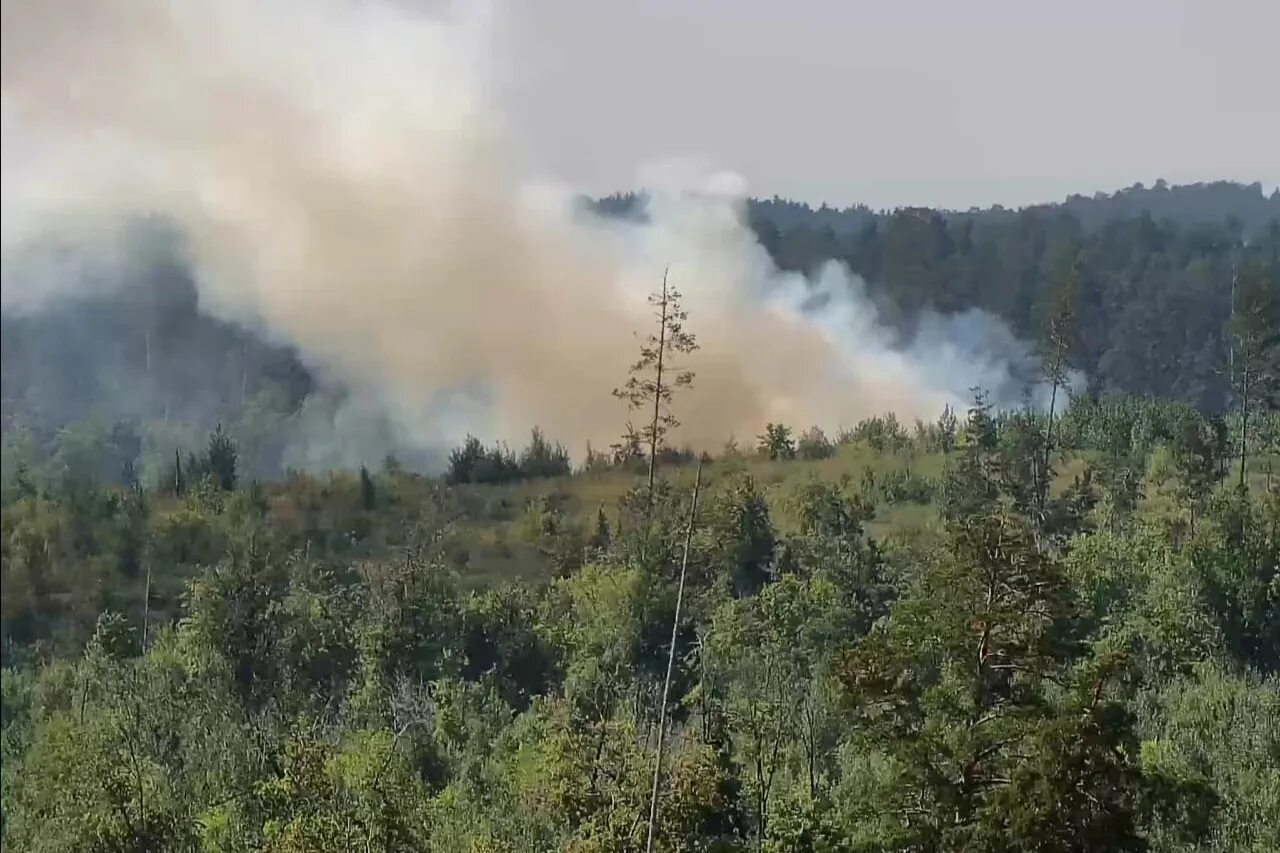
[953,180,1279,237]
[598,180,1280,238]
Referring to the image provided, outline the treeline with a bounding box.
[747,179,1280,235]
[603,180,1280,238]
[445,428,571,485]
[755,202,1280,413]
[597,181,1280,413]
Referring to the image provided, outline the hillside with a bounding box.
[3,389,1279,850]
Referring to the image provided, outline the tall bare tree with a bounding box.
[1037,263,1079,511]
[614,267,699,500]
[645,458,704,853]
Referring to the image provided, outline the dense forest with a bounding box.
[616,180,1280,411]
[1,181,1279,851]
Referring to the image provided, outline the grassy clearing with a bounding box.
[432,441,1278,587]
[437,443,951,584]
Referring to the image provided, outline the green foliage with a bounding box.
[702,474,776,596]
[961,388,998,452]
[842,414,908,453]
[936,404,959,454]
[705,574,859,839]
[545,563,677,723]
[752,189,1280,411]
[206,424,239,491]
[939,441,1000,524]
[2,391,1277,851]
[355,560,464,705]
[1065,525,1221,680]
[179,545,291,709]
[839,508,1176,851]
[796,426,835,461]
[862,467,937,506]
[759,423,797,461]
[87,610,138,661]
[1058,396,1236,486]
[1169,415,1225,523]
[1136,663,1280,853]
[461,586,559,710]
[180,424,240,493]
[1190,490,1280,672]
[446,435,519,486]
[446,427,571,486]
[519,427,572,480]
[4,182,1280,849]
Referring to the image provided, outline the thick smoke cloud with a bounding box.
[2,0,1050,466]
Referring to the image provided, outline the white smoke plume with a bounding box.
[2,0,1047,465]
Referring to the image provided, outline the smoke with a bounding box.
[2,0,1051,466]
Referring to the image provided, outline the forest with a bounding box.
[1,182,1279,852]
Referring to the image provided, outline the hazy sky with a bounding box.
[489,0,1279,209]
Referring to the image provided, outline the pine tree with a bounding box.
[937,403,959,454]
[205,424,238,491]
[1229,261,1280,489]
[589,504,611,552]
[942,389,1001,522]
[360,464,376,511]
[962,387,998,451]
[613,268,699,501]
[1171,416,1216,529]
[839,508,1175,850]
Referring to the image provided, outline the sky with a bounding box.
[488,0,1280,210]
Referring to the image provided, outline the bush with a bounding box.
[449,429,571,485]
[844,414,908,452]
[519,428,571,480]
[149,506,224,568]
[858,467,936,505]
[876,468,937,504]
[758,423,796,460]
[797,426,835,460]
[446,436,518,485]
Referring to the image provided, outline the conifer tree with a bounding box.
[360,464,376,511]
[1229,261,1280,488]
[614,268,699,501]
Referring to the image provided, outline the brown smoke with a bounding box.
[2,0,1025,460]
